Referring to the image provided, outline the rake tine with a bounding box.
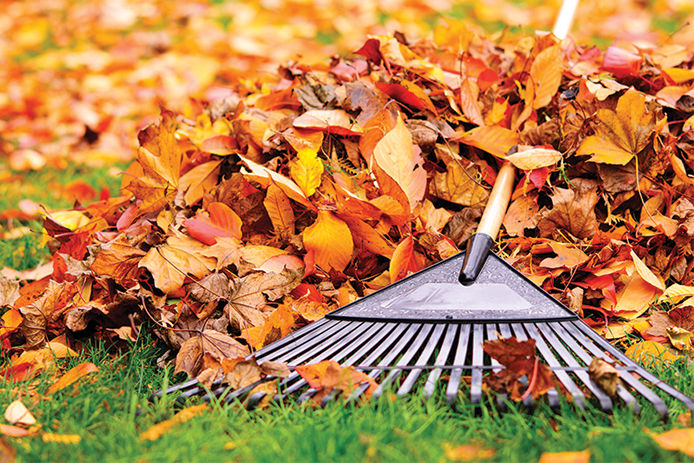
[275,323,406,404]
[246,391,267,410]
[423,324,457,398]
[253,318,331,360]
[518,323,587,409]
[549,322,640,414]
[373,324,434,398]
[272,322,391,402]
[398,324,446,396]
[535,322,613,412]
[485,324,508,410]
[565,322,670,417]
[573,321,694,414]
[446,324,471,405]
[498,323,537,410]
[470,324,485,406]
[346,324,422,404]
[265,321,361,364]
[321,388,342,407]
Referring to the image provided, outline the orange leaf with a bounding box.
[537,450,591,463]
[530,45,563,109]
[294,360,378,400]
[576,89,655,165]
[264,184,295,239]
[47,362,99,394]
[648,428,694,458]
[139,404,208,441]
[456,125,518,158]
[373,116,427,208]
[302,211,354,272]
[443,443,496,461]
[389,236,423,283]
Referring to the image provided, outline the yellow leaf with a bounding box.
[139,233,215,294]
[659,284,694,305]
[430,161,489,207]
[576,89,655,165]
[662,68,694,83]
[625,340,680,367]
[666,327,693,351]
[263,184,295,238]
[648,428,694,458]
[630,250,665,291]
[139,404,208,441]
[289,148,324,197]
[505,148,562,170]
[537,450,590,463]
[531,45,563,109]
[302,211,353,272]
[373,117,427,208]
[443,443,496,461]
[239,155,315,210]
[42,433,82,444]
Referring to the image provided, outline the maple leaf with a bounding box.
[139,233,215,294]
[174,330,248,379]
[123,109,183,213]
[483,337,556,401]
[225,269,302,330]
[576,89,656,165]
[294,360,378,403]
[537,180,599,239]
[430,160,489,207]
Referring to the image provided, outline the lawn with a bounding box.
[2,0,694,462]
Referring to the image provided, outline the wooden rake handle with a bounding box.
[458,0,577,285]
[458,162,515,285]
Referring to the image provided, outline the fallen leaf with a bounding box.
[443,443,496,461]
[505,147,562,170]
[648,428,694,458]
[588,358,619,397]
[302,211,354,272]
[139,404,208,441]
[531,45,563,109]
[625,340,680,367]
[47,362,99,394]
[289,148,324,197]
[41,433,82,444]
[537,449,591,463]
[576,89,655,165]
[373,116,427,208]
[4,400,36,426]
[295,360,378,403]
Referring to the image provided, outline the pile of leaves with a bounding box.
[2,20,694,400]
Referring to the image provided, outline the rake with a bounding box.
[151,3,694,417]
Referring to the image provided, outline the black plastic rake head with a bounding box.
[151,251,694,418]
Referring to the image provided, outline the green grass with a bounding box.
[0,163,125,270]
[1,334,692,463]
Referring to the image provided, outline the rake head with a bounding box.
[151,253,694,418]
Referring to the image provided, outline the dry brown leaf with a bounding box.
[588,358,619,397]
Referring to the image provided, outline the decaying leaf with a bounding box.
[588,358,620,397]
